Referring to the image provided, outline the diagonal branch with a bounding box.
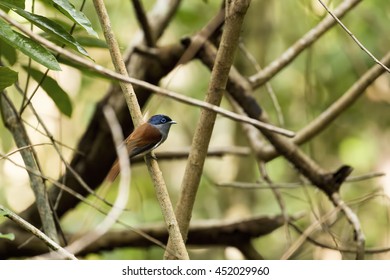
[0,91,58,243]
[130,0,155,47]
[92,0,188,260]
[318,0,390,74]
[0,205,76,260]
[0,9,293,138]
[165,0,251,259]
[249,0,362,88]
[258,50,390,162]
[198,39,364,259]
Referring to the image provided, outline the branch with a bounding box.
[198,38,364,259]
[0,92,59,243]
[0,213,296,259]
[0,0,184,237]
[130,0,155,47]
[259,50,390,161]
[318,0,390,74]
[165,0,251,259]
[92,0,188,260]
[34,106,132,259]
[0,9,294,138]
[0,205,76,260]
[249,0,362,88]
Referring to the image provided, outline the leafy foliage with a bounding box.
[0,19,61,70]
[0,66,18,91]
[0,0,390,260]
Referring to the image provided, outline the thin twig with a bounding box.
[216,181,303,189]
[318,0,390,74]
[281,206,342,260]
[238,42,285,126]
[0,92,59,243]
[13,82,115,209]
[258,162,292,244]
[289,222,390,255]
[0,9,294,138]
[64,106,131,256]
[331,192,365,259]
[217,172,385,190]
[0,205,76,260]
[249,0,362,88]
[257,51,390,161]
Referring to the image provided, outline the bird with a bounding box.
[106,114,176,181]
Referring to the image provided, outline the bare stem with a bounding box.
[0,92,58,243]
[249,0,362,88]
[92,0,188,260]
[165,0,251,259]
[0,204,76,260]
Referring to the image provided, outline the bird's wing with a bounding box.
[126,122,163,157]
[106,123,162,182]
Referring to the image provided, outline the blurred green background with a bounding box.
[0,0,389,259]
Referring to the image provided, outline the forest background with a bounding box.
[0,0,389,260]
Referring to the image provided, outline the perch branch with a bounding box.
[92,0,188,260]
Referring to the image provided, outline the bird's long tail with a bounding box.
[106,160,120,182]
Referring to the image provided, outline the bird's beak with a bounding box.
[170,120,177,124]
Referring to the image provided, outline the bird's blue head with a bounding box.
[148,114,176,126]
[147,114,176,140]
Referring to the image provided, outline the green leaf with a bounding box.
[23,66,72,117]
[0,37,17,65]
[52,0,98,37]
[0,232,15,241]
[0,3,90,57]
[0,66,18,91]
[0,20,61,70]
[74,36,107,49]
[0,0,24,10]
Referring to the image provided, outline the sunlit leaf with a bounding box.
[0,233,15,241]
[0,38,17,65]
[74,36,107,49]
[52,0,98,37]
[0,0,24,10]
[0,66,18,91]
[0,20,61,70]
[23,66,73,117]
[0,3,89,57]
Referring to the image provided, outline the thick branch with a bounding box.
[0,92,58,243]
[0,214,293,259]
[166,0,251,259]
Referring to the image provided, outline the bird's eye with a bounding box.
[160,118,167,123]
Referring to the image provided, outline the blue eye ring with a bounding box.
[160,118,167,123]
